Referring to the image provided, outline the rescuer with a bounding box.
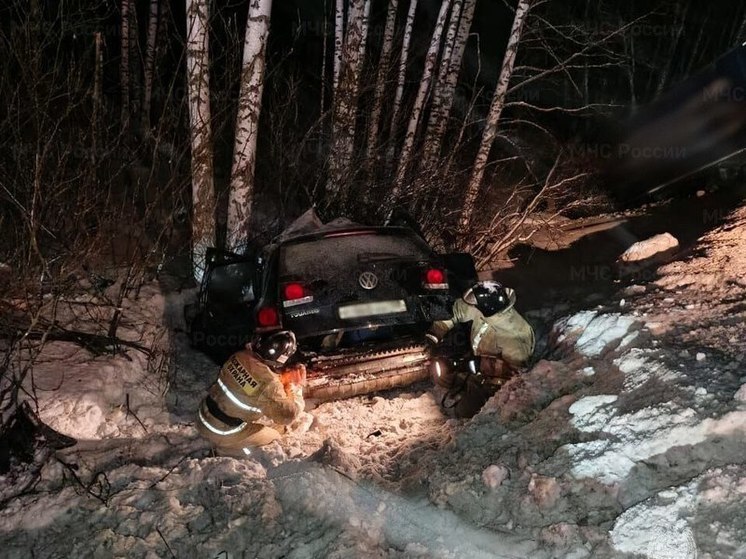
[197,331,306,452]
[427,281,535,417]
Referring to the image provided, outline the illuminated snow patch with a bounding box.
[566,395,746,484]
[553,311,636,356]
[614,348,681,390]
[574,313,636,357]
[611,490,698,559]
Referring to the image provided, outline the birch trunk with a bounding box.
[421,0,473,168]
[458,0,531,234]
[93,32,103,168]
[226,0,274,251]
[390,0,419,141]
[120,0,131,127]
[333,0,345,94]
[389,0,451,201]
[129,1,142,118]
[327,0,372,202]
[365,0,399,161]
[186,0,216,282]
[320,0,329,116]
[142,0,160,131]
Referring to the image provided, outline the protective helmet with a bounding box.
[463,281,515,317]
[252,331,298,368]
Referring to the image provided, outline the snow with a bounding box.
[618,232,679,263]
[613,347,681,390]
[482,464,509,489]
[574,314,636,357]
[4,204,746,558]
[735,384,746,402]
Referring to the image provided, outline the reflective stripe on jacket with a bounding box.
[208,349,303,426]
[431,293,535,367]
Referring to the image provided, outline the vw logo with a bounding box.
[358,271,379,290]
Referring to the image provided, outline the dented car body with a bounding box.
[189,223,477,401]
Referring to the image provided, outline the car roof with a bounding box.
[276,226,420,246]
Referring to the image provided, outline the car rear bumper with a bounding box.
[304,341,431,402]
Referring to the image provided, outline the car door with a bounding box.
[193,248,260,358]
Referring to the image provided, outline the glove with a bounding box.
[284,382,303,398]
[280,364,307,387]
[425,333,440,346]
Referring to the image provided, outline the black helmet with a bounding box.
[463,281,514,317]
[252,331,297,368]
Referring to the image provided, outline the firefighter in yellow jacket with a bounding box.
[197,331,306,452]
[428,281,535,416]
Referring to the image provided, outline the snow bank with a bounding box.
[619,232,679,263]
[611,466,746,559]
[23,283,173,440]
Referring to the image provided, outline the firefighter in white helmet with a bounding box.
[197,331,306,451]
[427,281,535,416]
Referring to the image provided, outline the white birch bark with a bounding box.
[389,0,451,200]
[93,31,103,167]
[390,0,419,138]
[120,0,131,127]
[186,0,216,281]
[327,0,371,200]
[333,0,345,94]
[458,0,531,234]
[129,0,141,116]
[320,0,329,116]
[422,0,475,168]
[141,0,160,131]
[365,0,399,161]
[226,0,274,251]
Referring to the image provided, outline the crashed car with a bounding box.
[188,213,477,401]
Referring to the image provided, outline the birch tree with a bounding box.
[365,0,399,161]
[333,0,345,94]
[389,0,451,202]
[185,0,216,281]
[421,0,476,168]
[327,0,372,202]
[458,0,532,234]
[120,0,131,128]
[226,0,274,251]
[141,0,160,131]
[390,0,419,141]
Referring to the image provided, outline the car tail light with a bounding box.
[256,306,279,327]
[423,267,448,290]
[282,282,313,307]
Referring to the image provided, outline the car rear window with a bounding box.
[279,232,431,278]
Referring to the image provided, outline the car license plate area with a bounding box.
[338,300,407,320]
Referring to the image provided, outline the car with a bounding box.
[188,217,477,402]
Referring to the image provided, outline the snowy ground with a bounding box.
[1,204,745,558]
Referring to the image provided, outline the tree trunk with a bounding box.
[327,0,372,203]
[389,0,419,146]
[185,0,216,281]
[128,1,142,120]
[421,0,475,169]
[458,0,531,235]
[655,1,689,97]
[365,0,399,162]
[141,0,160,132]
[389,0,451,203]
[320,0,329,117]
[226,0,274,251]
[333,0,345,95]
[120,0,131,128]
[93,31,104,168]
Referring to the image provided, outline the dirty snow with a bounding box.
[618,232,679,263]
[4,204,746,558]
